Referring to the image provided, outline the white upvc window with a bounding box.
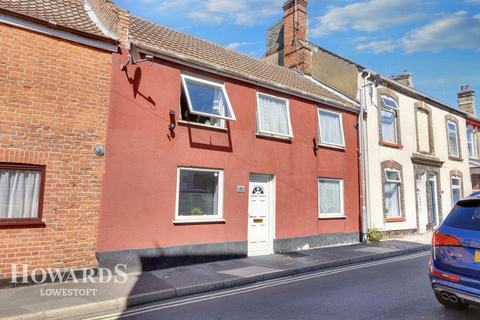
[447,121,459,157]
[175,167,224,222]
[318,178,344,218]
[317,109,345,147]
[256,92,293,138]
[467,125,478,159]
[381,96,399,110]
[180,74,235,127]
[380,96,398,144]
[451,176,462,207]
[384,169,402,218]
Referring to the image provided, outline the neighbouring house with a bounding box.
[0,0,120,281]
[458,86,480,191]
[95,3,362,270]
[265,0,472,235]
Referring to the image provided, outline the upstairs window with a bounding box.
[256,93,293,138]
[467,125,478,159]
[180,74,235,127]
[0,164,45,225]
[380,96,399,144]
[447,121,460,157]
[417,109,431,153]
[318,109,345,147]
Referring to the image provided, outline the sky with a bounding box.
[114,0,480,111]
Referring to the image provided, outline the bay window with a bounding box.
[451,176,462,207]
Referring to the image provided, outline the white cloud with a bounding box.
[189,0,283,26]
[133,0,282,25]
[224,42,253,50]
[356,39,397,54]
[311,0,425,36]
[466,0,480,4]
[402,11,480,53]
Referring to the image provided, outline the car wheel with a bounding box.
[435,292,469,310]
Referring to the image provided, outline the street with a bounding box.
[86,252,480,320]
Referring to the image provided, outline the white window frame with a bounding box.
[174,167,225,223]
[467,125,478,159]
[384,168,402,218]
[380,106,398,144]
[451,176,462,207]
[318,178,345,218]
[384,168,401,183]
[381,96,399,110]
[317,109,345,148]
[447,120,459,157]
[180,74,236,121]
[256,92,294,139]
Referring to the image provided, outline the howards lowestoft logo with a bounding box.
[10,264,128,284]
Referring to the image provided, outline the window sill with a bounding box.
[318,215,346,220]
[317,143,346,151]
[379,141,403,149]
[256,133,293,142]
[385,217,405,223]
[177,120,228,132]
[448,156,464,162]
[0,219,46,228]
[173,218,226,225]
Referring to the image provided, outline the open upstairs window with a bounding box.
[380,96,399,144]
[180,74,236,128]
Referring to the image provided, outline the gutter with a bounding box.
[131,41,360,113]
[0,7,118,51]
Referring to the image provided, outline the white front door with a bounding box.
[416,173,428,233]
[248,174,275,256]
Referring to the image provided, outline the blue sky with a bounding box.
[114,0,480,110]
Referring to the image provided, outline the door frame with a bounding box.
[247,173,276,256]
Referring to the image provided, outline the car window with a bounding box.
[444,201,480,231]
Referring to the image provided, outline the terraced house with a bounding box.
[0,0,120,281]
[265,0,472,236]
[96,1,363,270]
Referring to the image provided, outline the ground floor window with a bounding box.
[318,178,344,218]
[176,167,224,221]
[384,169,402,218]
[451,176,462,207]
[0,163,45,225]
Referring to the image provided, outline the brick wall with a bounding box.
[0,24,112,279]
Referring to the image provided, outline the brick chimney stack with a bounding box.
[458,85,476,116]
[283,0,312,76]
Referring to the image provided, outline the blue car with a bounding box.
[430,198,480,309]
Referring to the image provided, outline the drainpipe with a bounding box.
[359,71,371,243]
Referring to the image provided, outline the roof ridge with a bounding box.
[131,15,324,83]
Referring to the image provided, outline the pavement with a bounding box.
[106,253,480,320]
[0,239,430,320]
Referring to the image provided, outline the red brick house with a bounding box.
[0,0,120,281]
[96,1,362,270]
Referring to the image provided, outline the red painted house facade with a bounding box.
[96,3,361,270]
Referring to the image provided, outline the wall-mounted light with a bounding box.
[169,109,177,130]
